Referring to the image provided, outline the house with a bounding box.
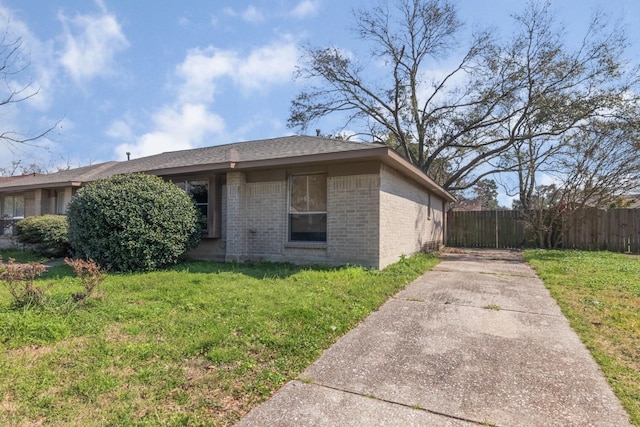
[0,136,455,269]
[450,199,483,212]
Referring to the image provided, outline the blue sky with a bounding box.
[1,0,639,178]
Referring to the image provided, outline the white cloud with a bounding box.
[242,6,264,23]
[115,103,225,159]
[176,47,236,104]
[177,37,298,101]
[58,7,129,82]
[290,0,320,18]
[0,6,57,111]
[0,6,62,173]
[106,118,135,141]
[112,37,297,160]
[221,5,264,23]
[235,41,298,91]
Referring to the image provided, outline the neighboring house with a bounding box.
[0,136,455,269]
[620,194,640,209]
[450,199,483,212]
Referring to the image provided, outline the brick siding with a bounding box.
[379,164,444,268]
[192,163,444,269]
[326,174,380,267]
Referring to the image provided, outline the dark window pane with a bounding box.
[174,179,209,234]
[289,213,327,242]
[189,181,208,204]
[196,204,208,232]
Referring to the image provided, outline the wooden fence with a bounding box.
[446,209,640,253]
[446,210,527,249]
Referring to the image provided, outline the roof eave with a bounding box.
[0,181,84,193]
[147,146,456,202]
[381,149,456,202]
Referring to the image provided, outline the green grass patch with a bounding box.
[0,248,51,263]
[524,250,640,425]
[0,252,438,426]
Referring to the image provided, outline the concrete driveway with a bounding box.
[236,249,631,426]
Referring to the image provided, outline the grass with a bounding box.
[0,248,50,263]
[524,250,640,426]
[0,251,439,426]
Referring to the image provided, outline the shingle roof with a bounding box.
[0,135,455,201]
[0,136,381,188]
[108,135,382,175]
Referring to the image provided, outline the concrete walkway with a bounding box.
[236,249,631,426]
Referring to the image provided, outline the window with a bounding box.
[55,190,66,214]
[1,195,24,236]
[289,174,327,242]
[175,180,209,233]
[1,195,24,219]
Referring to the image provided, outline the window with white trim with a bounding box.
[289,174,327,242]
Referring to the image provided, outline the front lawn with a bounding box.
[524,250,640,426]
[0,252,438,426]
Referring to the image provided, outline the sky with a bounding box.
[0,0,639,190]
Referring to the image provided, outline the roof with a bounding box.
[0,173,40,182]
[451,199,483,211]
[0,135,455,202]
[621,194,640,209]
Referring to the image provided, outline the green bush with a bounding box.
[16,214,70,257]
[66,173,201,272]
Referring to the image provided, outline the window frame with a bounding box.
[55,190,66,214]
[1,195,25,219]
[170,175,222,239]
[287,173,327,243]
[1,195,24,237]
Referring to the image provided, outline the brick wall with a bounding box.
[225,171,248,262]
[245,181,287,258]
[213,168,384,267]
[326,174,380,268]
[379,163,444,269]
[190,164,443,270]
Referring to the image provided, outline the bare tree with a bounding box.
[289,0,495,189]
[494,2,640,210]
[289,0,639,193]
[0,23,58,149]
[522,117,640,247]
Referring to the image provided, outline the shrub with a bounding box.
[65,258,106,302]
[0,257,48,307]
[66,173,201,272]
[16,215,70,257]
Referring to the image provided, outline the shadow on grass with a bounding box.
[0,248,51,264]
[5,248,356,281]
